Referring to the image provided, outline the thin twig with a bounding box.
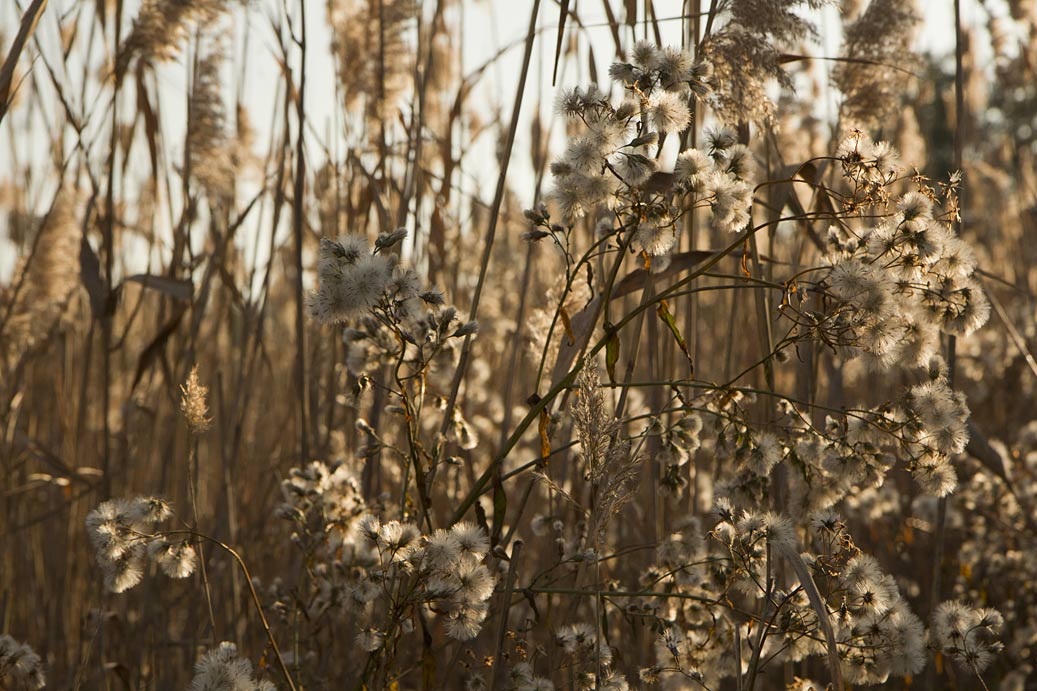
[291,0,309,463]
[438,0,542,438]
[0,0,48,125]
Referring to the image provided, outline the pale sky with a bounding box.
[0,0,990,281]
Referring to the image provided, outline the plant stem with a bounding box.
[439,0,542,438]
[291,0,309,464]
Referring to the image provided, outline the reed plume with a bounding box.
[1,190,80,372]
[832,0,921,131]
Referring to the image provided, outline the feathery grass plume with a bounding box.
[832,0,920,131]
[571,368,639,544]
[421,12,461,131]
[188,642,274,691]
[188,41,235,205]
[0,634,45,690]
[571,368,617,484]
[116,0,231,79]
[328,0,418,131]
[701,0,827,127]
[1,189,80,371]
[181,365,213,434]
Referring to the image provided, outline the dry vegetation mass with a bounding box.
[2,0,1037,690]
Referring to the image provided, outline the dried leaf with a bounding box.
[775,541,845,691]
[552,0,571,85]
[559,306,576,346]
[130,306,187,393]
[0,0,49,125]
[587,42,598,85]
[538,409,551,460]
[474,499,491,540]
[79,234,108,319]
[135,66,160,183]
[124,274,193,301]
[656,300,693,375]
[605,328,619,384]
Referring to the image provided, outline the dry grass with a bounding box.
[2,1,1036,690]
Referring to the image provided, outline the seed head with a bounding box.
[181,365,212,434]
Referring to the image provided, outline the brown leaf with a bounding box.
[605,328,619,384]
[124,274,193,301]
[552,0,571,85]
[130,306,187,393]
[135,66,160,184]
[79,234,108,319]
[538,409,551,460]
[656,299,693,376]
[0,0,49,125]
[559,306,576,346]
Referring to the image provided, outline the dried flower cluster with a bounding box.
[307,230,450,331]
[277,460,497,653]
[188,642,274,691]
[543,42,753,277]
[810,153,985,399]
[632,500,993,688]
[938,425,1037,684]
[6,0,1035,685]
[931,600,1005,673]
[278,459,368,559]
[85,496,196,592]
[0,634,45,691]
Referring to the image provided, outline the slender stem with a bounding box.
[450,226,759,525]
[439,0,541,438]
[291,0,309,463]
[0,0,49,125]
[697,0,719,52]
[100,0,124,503]
[159,529,299,691]
[490,541,523,691]
[928,4,964,689]
[187,442,218,641]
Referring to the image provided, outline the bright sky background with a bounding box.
[0,0,998,282]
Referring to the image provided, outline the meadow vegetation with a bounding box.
[2,0,1037,689]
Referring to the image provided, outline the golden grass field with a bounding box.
[2,1,1037,689]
